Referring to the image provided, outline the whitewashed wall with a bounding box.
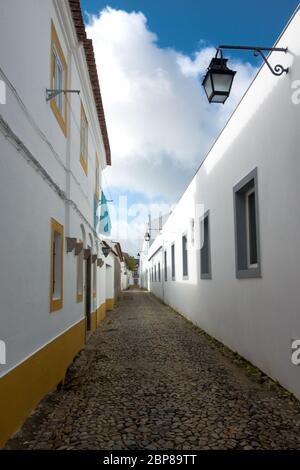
[121,261,129,290]
[105,258,114,300]
[142,7,300,399]
[0,0,110,376]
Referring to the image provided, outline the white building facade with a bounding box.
[140,7,300,400]
[0,0,119,446]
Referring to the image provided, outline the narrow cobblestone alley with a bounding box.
[6,291,300,450]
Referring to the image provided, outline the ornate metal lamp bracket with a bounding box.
[46,89,80,101]
[218,45,289,76]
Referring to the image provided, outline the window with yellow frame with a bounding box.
[50,21,68,136]
[80,103,88,174]
[50,218,64,312]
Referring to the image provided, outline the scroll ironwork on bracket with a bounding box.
[218,45,289,76]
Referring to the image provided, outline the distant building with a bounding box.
[132,259,140,286]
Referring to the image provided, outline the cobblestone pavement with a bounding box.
[6,291,300,450]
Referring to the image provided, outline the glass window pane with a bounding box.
[171,244,175,279]
[53,48,64,114]
[200,215,210,276]
[164,251,167,281]
[53,231,61,299]
[248,191,257,265]
[182,235,188,277]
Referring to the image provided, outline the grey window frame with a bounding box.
[164,250,167,281]
[158,262,161,282]
[182,233,188,279]
[233,167,261,279]
[171,243,175,280]
[200,210,212,280]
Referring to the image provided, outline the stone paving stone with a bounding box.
[5,291,300,450]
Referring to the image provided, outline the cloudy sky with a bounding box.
[82,0,298,253]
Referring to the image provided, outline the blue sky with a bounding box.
[82,1,298,253]
[81,0,298,62]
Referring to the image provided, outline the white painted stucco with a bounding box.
[0,0,118,377]
[140,7,300,399]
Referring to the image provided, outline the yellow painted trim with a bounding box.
[0,319,85,448]
[90,311,97,333]
[50,20,68,137]
[80,102,88,175]
[50,218,64,312]
[106,298,114,311]
[96,303,106,327]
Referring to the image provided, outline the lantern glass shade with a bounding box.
[102,246,111,257]
[144,232,150,242]
[202,57,236,104]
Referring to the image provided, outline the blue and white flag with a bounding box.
[99,191,111,236]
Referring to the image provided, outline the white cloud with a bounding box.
[86,7,257,252]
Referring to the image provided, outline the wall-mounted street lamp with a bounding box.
[203,45,288,104]
[102,245,111,257]
[144,228,162,242]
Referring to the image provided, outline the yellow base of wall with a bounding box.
[90,310,97,333]
[0,301,108,448]
[96,303,106,327]
[106,298,114,311]
[0,319,85,448]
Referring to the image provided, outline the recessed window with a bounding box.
[154,265,157,282]
[164,250,167,281]
[233,168,261,278]
[171,243,175,280]
[200,211,212,279]
[80,103,88,174]
[182,234,188,278]
[246,189,257,266]
[158,262,161,282]
[50,21,68,136]
[50,218,64,312]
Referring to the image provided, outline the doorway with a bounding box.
[85,255,91,332]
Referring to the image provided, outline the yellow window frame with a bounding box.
[50,218,64,312]
[80,102,88,175]
[50,20,68,137]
